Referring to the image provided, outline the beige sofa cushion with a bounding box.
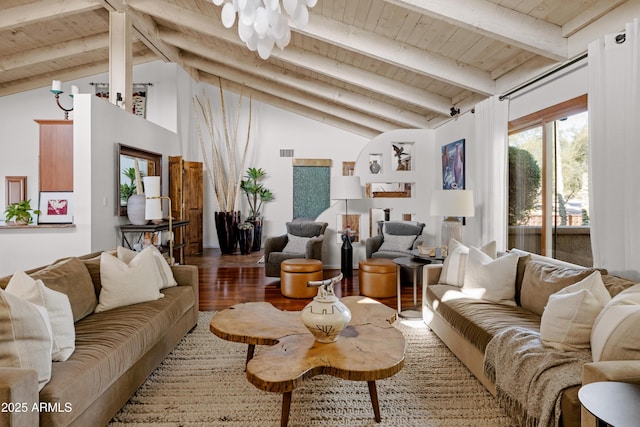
[520,260,596,316]
[540,289,602,351]
[462,248,518,305]
[95,251,164,313]
[591,284,640,361]
[440,239,496,287]
[0,288,53,391]
[6,271,75,362]
[30,257,97,322]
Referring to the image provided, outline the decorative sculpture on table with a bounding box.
[301,274,351,343]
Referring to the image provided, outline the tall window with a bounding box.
[508,95,591,266]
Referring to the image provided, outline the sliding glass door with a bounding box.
[508,96,592,266]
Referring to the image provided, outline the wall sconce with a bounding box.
[50,80,78,120]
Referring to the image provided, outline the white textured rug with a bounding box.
[109,312,513,426]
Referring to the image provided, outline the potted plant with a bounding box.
[120,167,138,203]
[193,87,252,255]
[240,167,274,251]
[4,199,41,225]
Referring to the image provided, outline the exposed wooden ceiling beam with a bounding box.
[184,54,401,134]
[163,31,431,128]
[561,0,628,37]
[0,33,109,72]
[275,47,452,117]
[385,0,567,61]
[297,13,495,95]
[98,0,180,64]
[198,72,384,139]
[126,0,451,117]
[0,52,157,97]
[0,0,102,32]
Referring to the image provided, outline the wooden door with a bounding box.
[169,156,203,256]
[36,120,73,191]
[183,161,203,255]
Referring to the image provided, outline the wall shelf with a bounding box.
[0,224,76,229]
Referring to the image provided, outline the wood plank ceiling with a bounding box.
[0,0,632,136]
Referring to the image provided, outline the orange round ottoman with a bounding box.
[359,258,397,298]
[280,259,323,298]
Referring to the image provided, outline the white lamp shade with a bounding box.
[331,176,362,200]
[143,176,163,220]
[430,190,474,217]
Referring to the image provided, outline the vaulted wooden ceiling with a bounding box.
[0,0,633,136]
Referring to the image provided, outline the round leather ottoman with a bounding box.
[359,258,397,298]
[280,259,323,298]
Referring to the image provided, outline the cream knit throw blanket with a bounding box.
[483,327,592,427]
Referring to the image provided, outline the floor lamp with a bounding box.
[430,189,474,247]
[331,175,362,278]
[144,176,175,265]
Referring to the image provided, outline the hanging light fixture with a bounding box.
[211,0,317,60]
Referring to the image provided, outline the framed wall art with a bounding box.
[38,192,73,224]
[441,139,465,189]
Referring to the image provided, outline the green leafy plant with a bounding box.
[4,199,41,224]
[120,167,137,202]
[240,167,274,220]
[508,146,541,225]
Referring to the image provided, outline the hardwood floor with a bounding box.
[186,248,422,313]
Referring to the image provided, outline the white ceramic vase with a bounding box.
[301,274,351,343]
[127,194,148,225]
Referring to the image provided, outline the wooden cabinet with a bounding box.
[35,120,73,192]
[169,156,203,255]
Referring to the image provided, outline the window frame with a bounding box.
[508,94,588,257]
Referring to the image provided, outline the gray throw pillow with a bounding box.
[282,234,312,253]
[379,233,416,252]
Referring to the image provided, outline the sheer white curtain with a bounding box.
[474,96,509,251]
[589,18,640,279]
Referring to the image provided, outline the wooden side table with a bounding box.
[579,381,640,427]
[119,220,189,264]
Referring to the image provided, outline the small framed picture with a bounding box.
[38,192,73,224]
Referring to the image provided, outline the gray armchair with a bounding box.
[365,221,425,259]
[264,221,328,277]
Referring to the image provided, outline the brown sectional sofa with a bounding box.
[421,249,640,427]
[0,251,199,427]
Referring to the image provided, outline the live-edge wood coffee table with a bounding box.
[210,296,406,427]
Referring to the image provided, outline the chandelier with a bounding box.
[212,0,317,59]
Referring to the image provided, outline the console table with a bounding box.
[119,220,189,264]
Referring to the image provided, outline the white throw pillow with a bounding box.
[282,234,312,253]
[95,250,164,313]
[462,248,518,305]
[554,271,611,307]
[117,246,177,289]
[6,270,75,362]
[379,233,417,252]
[440,239,496,287]
[0,288,53,391]
[591,284,640,361]
[541,289,603,351]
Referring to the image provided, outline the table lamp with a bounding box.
[331,175,362,278]
[144,176,175,265]
[430,189,474,247]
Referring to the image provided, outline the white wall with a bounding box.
[193,84,370,250]
[433,112,480,246]
[0,80,180,276]
[317,129,436,268]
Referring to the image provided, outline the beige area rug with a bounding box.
[109,312,514,427]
